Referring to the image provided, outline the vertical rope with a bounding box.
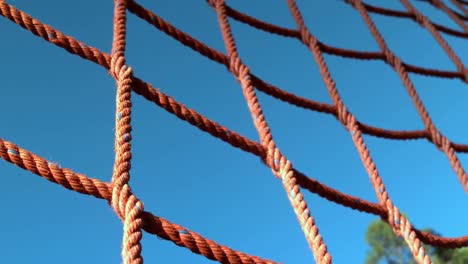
[209,0,332,263]
[110,0,144,263]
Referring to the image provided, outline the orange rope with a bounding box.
[211,0,331,262]
[0,138,277,264]
[0,0,467,263]
[430,0,468,32]
[109,0,144,263]
[451,0,468,16]
[398,0,468,81]
[288,1,430,262]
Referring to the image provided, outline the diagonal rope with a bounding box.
[429,0,468,33]
[209,0,331,262]
[451,0,468,16]
[398,0,468,81]
[342,0,468,38]
[347,0,468,195]
[287,0,432,263]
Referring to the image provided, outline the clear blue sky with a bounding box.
[1,0,467,263]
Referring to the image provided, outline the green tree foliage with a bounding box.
[365,219,467,264]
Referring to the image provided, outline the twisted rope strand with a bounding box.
[355,1,468,36]
[0,0,466,250]
[210,0,332,262]
[398,0,468,82]
[287,1,433,263]
[0,138,277,263]
[451,0,468,16]
[127,0,468,141]
[348,0,468,195]
[225,0,468,39]
[109,0,144,263]
[429,0,468,33]
[438,0,468,19]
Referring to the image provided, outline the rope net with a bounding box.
[1,0,467,263]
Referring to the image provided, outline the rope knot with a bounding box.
[111,62,133,83]
[462,68,468,84]
[427,126,449,151]
[299,27,316,47]
[388,207,403,237]
[109,45,133,80]
[229,56,249,80]
[336,104,351,128]
[262,141,281,172]
[383,49,401,69]
[413,12,430,28]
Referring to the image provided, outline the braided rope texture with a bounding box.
[1,0,467,263]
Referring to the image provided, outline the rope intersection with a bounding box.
[1,0,467,263]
